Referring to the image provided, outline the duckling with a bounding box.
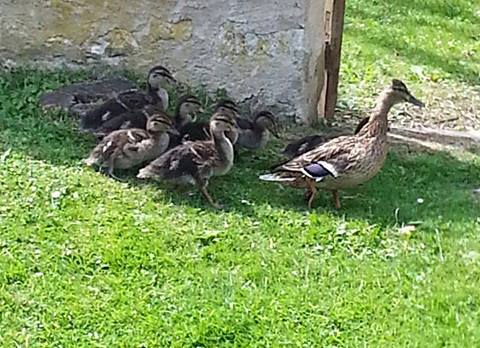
[174,95,204,129]
[178,99,238,142]
[137,111,238,209]
[80,65,175,131]
[260,79,424,209]
[93,95,203,139]
[236,110,279,150]
[282,117,370,159]
[92,104,162,139]
[84,111,178,179]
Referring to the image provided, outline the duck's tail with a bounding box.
[83,156,97,166]
[259,173,295,182]
[137,166,155,179]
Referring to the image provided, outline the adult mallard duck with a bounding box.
[260,79,424,209]
[80,65,175,131]
[236,110,279,150]
[93,95,203,139]
[282,117,370,159]
[84,111,178,179]
[137,110,238,209]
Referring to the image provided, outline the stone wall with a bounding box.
[0,0,325,123]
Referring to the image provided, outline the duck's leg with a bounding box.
[332,190,341,209]
[195,178,221,209]
[106,155,124,182]
[305,179,317,209]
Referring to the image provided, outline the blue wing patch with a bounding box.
[301,162,337,182]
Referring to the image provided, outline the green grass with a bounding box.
[340,0,479,106]
[1,1,480,346]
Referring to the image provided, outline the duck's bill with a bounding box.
[163,74,177,85]
[168,128,181,136]
[409,95,425,107]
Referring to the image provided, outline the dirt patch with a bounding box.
[334,80,480,132]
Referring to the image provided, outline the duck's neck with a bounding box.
[175,108,190,128]
[212,131,234,163]
[359,91,395,137]
[253,123,267,134]
[148,85,169,110]
[148,130,168,141]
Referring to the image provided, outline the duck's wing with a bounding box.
[282,135,329,158]
[94,110,148,137]
[262,135,358,182]
[179,122,211,142]
[116,90,150,110]
[138,140,216,180]
[86,129,149,164]
[80,90,148,130]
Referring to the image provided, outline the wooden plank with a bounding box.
[320,0,346,121]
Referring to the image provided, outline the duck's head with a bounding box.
[147,65,176,91]
[146,111,179,135]
[214,99,239,119]
[175,95,204,126]
[387,79,425,107]
[254,110,280,138]
[210,112,238,144]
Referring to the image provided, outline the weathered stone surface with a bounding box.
[0,0,325,123]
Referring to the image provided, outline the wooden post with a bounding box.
[319,0,346,122]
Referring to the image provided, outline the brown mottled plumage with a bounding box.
[84,111,177,179]
[137,110,238,209]
[236,110,279,150]
[260,79,424,209]
[92,104,163,138]
[177,99,238,143]
[80,65,175,131]
[94,95,203,139]
[282,117,370,159]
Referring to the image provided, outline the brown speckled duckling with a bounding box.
[137,111,238,209]
[80,65,175,131]
[177,99,238,143]
[84,111,178,179]
[236,110,279,150]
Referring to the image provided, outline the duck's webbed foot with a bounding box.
[106,167,125,182]
[195,178,222,209]
[106,156,125,182]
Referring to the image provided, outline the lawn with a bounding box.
[1,0,480,347]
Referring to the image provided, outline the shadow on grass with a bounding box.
[130,146,479,233]
[1,69,478,232]
[3,106,479,230]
